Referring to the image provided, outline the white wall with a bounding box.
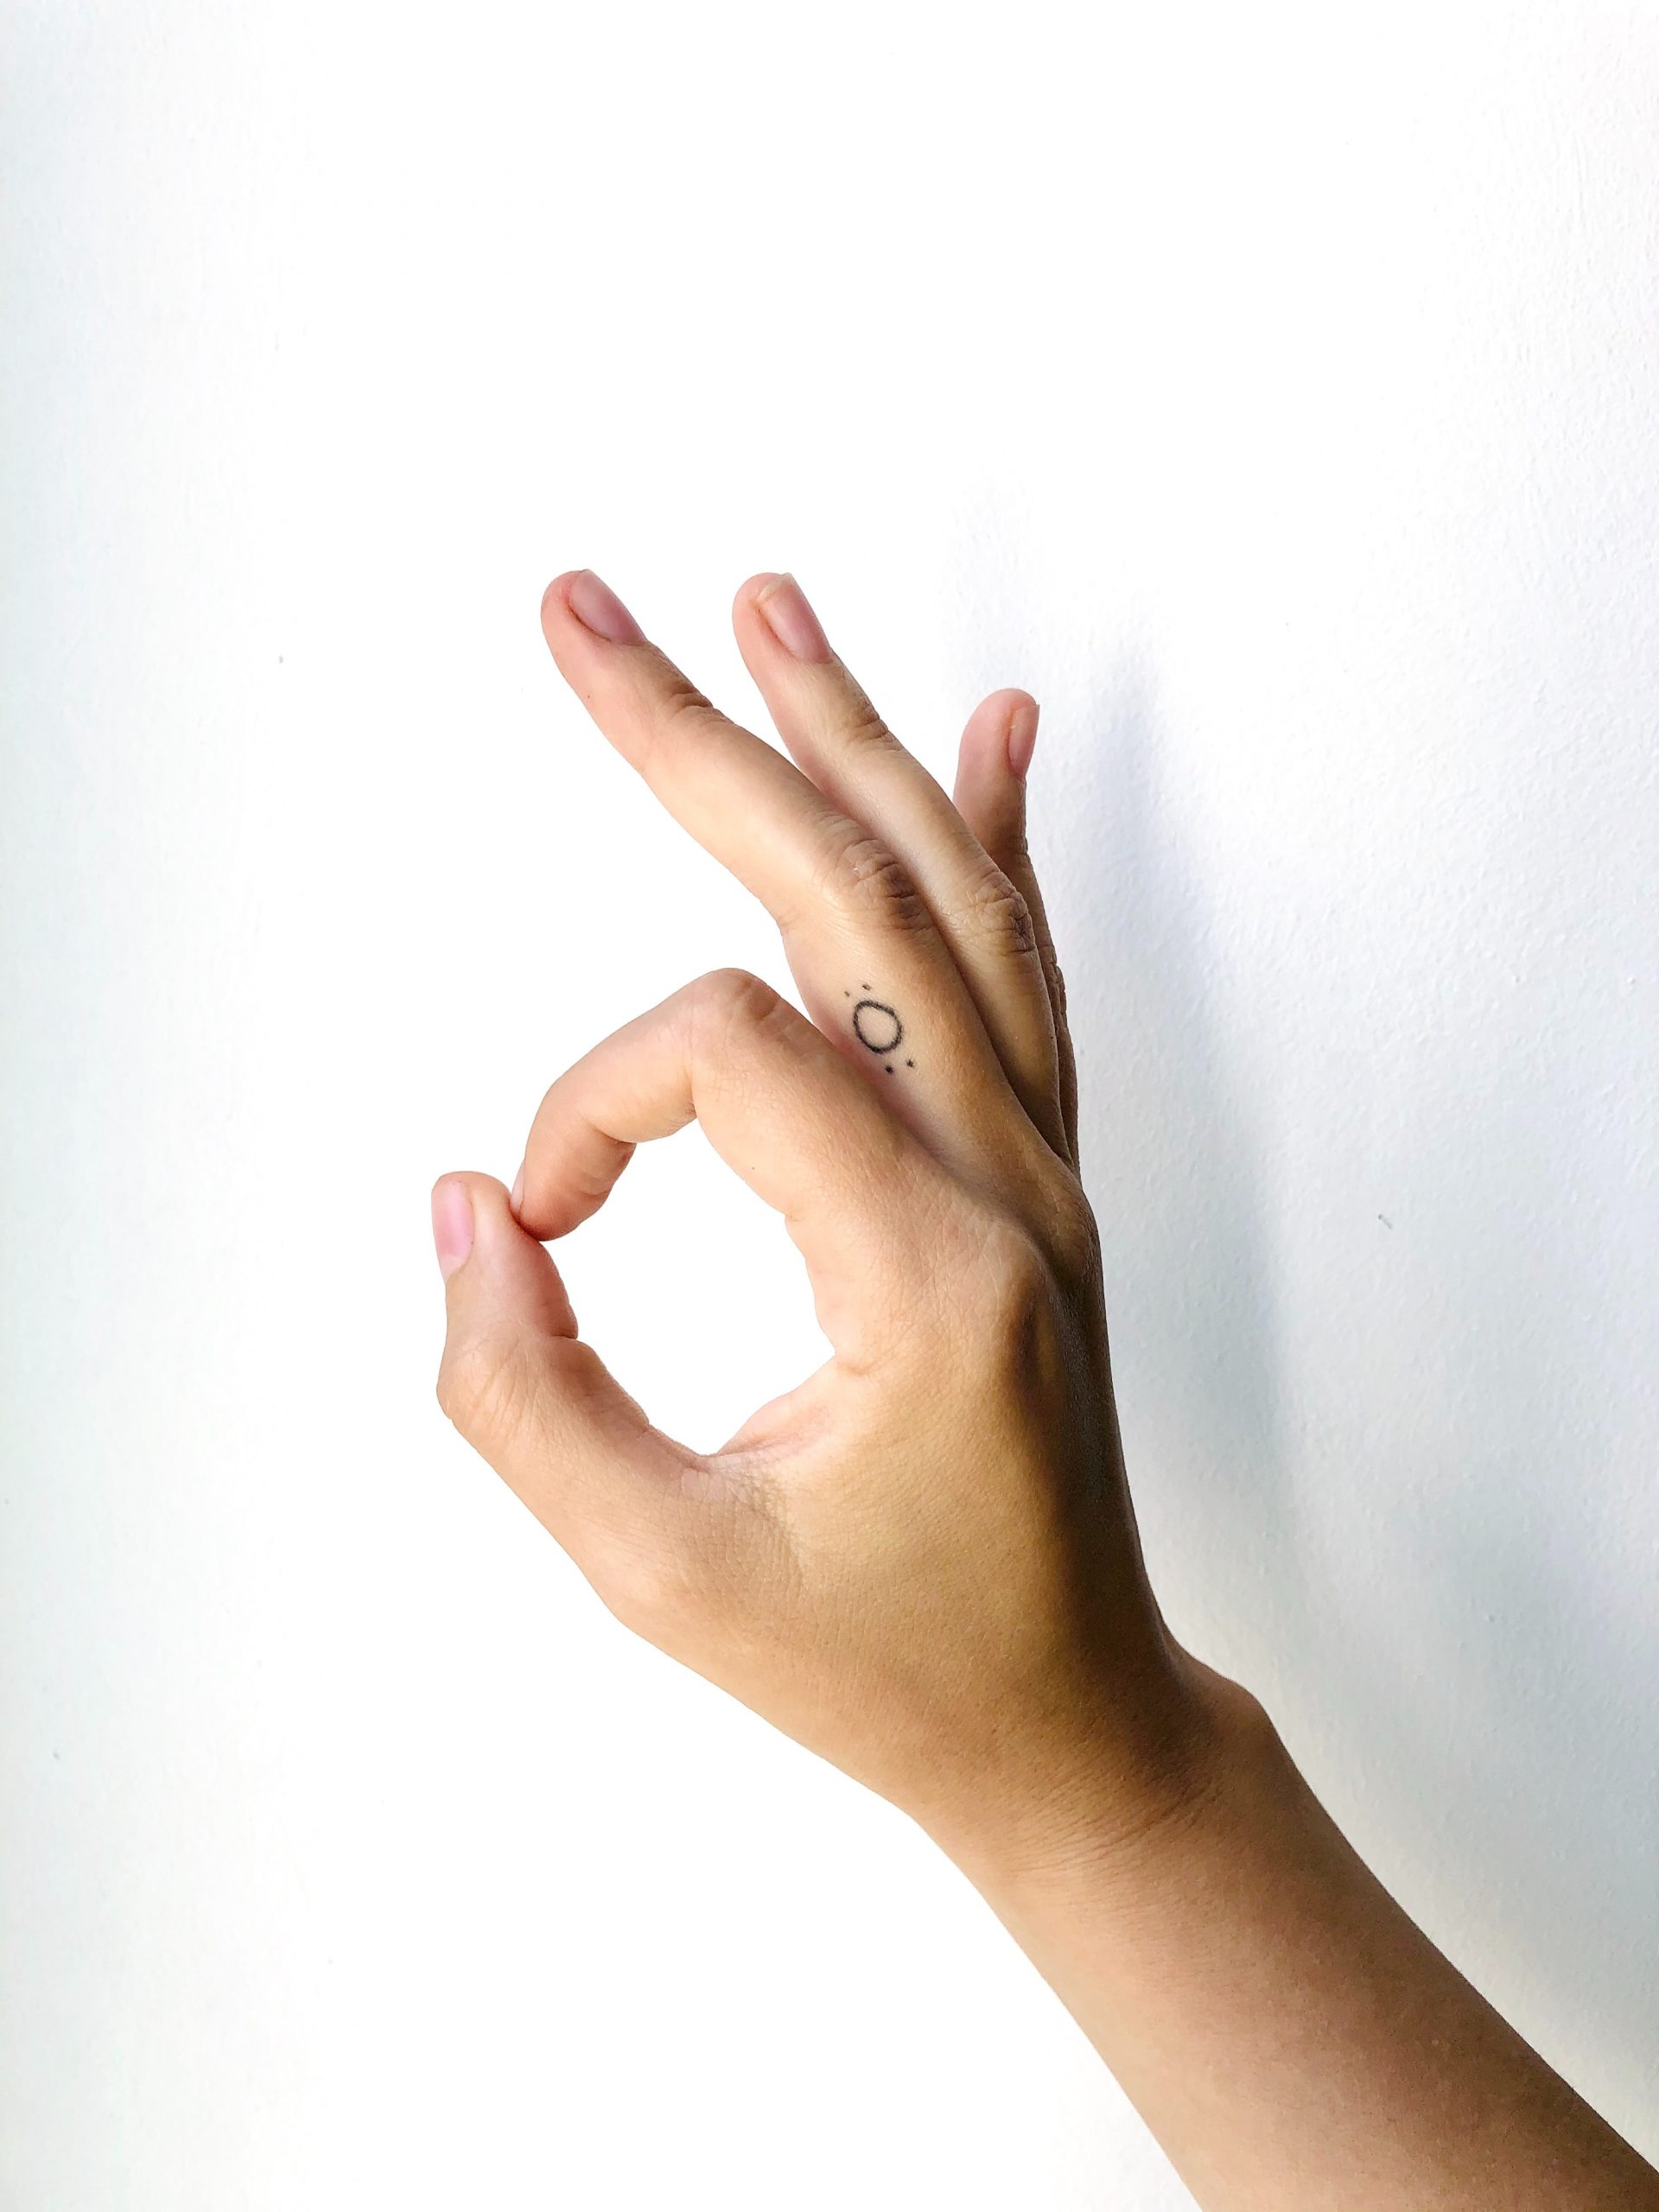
[4,3,1656,2204]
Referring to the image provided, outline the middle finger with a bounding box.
[731,572,1067,1157]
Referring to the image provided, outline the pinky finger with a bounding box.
[952,690,1079,1164]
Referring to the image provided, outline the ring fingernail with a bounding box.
[756,573,834,664]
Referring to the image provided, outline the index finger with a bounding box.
[512,968,940,1365]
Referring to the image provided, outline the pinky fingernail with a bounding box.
[1007,701,1039,779]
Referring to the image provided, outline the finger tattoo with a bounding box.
[845,987,915,1073]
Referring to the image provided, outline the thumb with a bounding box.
[430,1172,690,1599]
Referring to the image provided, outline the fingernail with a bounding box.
[564,569,646,645]
[509,1160,524,1215]
[431,1178,474,1281]
[1007,699,1039,779]
[755,573,833,664]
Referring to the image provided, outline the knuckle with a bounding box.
[942,1184,1101,1349]
[938,1204,1052,1332]
[686,965,785,1042]
[598,1539,715,1645]
[959,862,1039,962]
[1046,1185,1102,1281]
[639,677,724,772]
[436,1330,535,1446]
[962,1214,1068,1379]
[837,694,898,754]
[818,831,932,936]
[659,677,722,734]
[981,1213,1056,1318]
[997,823,1033,872]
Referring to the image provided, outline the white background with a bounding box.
[4,3,1657,2204]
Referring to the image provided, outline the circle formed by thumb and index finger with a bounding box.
[510,969,936,1349]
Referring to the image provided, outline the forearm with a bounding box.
[938,1668,1658,2212]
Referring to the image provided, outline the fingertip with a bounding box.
[435,1172,579,1336]
[988,685,1039,720]
[734,570,785,620]
[956,688,1038,807]
[453,1170,518,1236]
[972,687,1038,769]
[1006,693,1040,779]
[432,1171,516,1251]
[541,571,579,628]
[739,571,835,664]
[542,569,645,646]
[431,1173,476,1281]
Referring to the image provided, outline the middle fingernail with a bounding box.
[755,573,834,664]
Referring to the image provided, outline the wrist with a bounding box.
[925,1652,1286,1909]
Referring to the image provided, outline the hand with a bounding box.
[430,569,1219,1865]
[429,572,1659,2211]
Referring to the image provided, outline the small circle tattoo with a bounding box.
[852,998,904,1058]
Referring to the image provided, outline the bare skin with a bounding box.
[430,568,1659,2210]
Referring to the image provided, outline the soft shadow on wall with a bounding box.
[1039,639,1657,2155]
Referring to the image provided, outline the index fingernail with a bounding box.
[564,569,646,645]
